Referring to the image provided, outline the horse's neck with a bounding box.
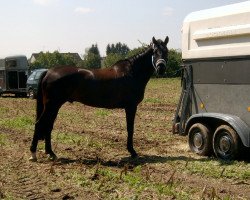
[130,48,154,82]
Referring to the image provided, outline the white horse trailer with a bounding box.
[173,1,250,160]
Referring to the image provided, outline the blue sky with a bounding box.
[0,0,246,58]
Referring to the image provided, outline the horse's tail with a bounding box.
[36,70,47,122]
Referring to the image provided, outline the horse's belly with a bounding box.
[79,98,125,109]
[71,81,144,109]
[74,92,127,109]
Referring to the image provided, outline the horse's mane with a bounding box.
[110,44,153,68]
[126,45,152,66]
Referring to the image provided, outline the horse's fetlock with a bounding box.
[47,153,58,161]
[29,152,38,162]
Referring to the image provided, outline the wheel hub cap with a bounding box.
[219,136,231,153]
[193,132,203,149]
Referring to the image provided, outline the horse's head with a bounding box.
[151,36,169,76]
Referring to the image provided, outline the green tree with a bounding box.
[126,46,145,57]
[106,42,130,56]
[30,51,77,69]
[167,49,182,77]
[103,53,124,67]
[104,42,130,67]
[88,44,100,55]
[82,44,101,69]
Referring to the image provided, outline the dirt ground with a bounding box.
[0,79,249,200]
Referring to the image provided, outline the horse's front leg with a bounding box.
[125,105,138,158]
[44,133,57,161]
[44,107,59,161]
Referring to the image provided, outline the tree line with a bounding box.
[30,42,182,77]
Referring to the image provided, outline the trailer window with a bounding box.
[6,59,17,68]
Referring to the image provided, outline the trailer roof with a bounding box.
[4,55,27,60]
[184,1,250,23]
[182,1,250,60]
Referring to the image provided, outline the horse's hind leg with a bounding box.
[30,127,40,161]
[30,102,61,161]
[125,105,138,158]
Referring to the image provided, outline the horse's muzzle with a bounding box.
[156,59,167,75]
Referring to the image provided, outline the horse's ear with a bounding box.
[164,36,169,45]
[152,37,157,44]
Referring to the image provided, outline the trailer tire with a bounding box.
[213,125,239,160]
[188,123,212,156]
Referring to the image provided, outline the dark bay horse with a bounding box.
[30,36,169,161]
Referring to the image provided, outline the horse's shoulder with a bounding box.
[111,59,131,73]
[113,59,131,67]
[77,68,95,78]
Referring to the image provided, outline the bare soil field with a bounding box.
[0,78,249,200]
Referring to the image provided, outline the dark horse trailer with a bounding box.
[0,55,29,97]
[173,1,250,160]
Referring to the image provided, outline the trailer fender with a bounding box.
[185,113,250,147]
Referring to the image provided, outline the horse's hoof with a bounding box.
[29,152,37,162]
[131,153,138,159]
[29,157,38,162]
[47,154,58,161]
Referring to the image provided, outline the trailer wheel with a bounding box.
[188,123,212,156]
[213,125,239,160]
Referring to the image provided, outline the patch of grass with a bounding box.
[87,138,103,148]
[0,116,34,129]
[145,78,181,105]
[52,131,104,149]
[0,107,9,114]
[171,158,250,181]
[53,131,84,145]
[144,98,163,104]
[95,109,111,117]
[68,165,192,199]
[0,134,8,146]
[121,166,191,199]
[0,193,16,200]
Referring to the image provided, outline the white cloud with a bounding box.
[74,7,95,14]
[33,0,59,6]
[163,6,174,16]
